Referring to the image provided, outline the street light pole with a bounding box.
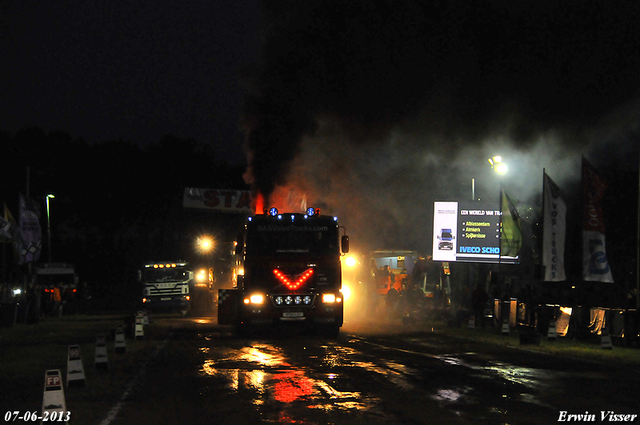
[45,194,55,263]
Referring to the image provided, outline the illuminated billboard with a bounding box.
[432,201,518,264]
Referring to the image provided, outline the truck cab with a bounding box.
[218,207,349,336]
[139,261,193,314]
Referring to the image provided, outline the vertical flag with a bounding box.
[0,209,13,240]
[582,157,614,282]
[500,187,522,258]
[542,173,567,281]
[19,193,42,263]
[4,204,23,257]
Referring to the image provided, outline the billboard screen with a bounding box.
[433,201,518,264]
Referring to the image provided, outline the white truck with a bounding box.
[139,261,194,314]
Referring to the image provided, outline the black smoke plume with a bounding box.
[242,0,640,250]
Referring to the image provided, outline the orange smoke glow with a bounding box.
[254,191,265,214]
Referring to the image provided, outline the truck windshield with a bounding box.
[143,268,189,283]
[247,224,338,256]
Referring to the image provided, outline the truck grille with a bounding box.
[149,284,184,296]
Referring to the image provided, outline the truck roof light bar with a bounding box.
[306,207,320,216]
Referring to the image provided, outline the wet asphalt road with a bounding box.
[104,315,640,425]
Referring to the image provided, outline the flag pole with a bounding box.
[636,151,640,309]
[498,182,503,297]
[542,168,546,282]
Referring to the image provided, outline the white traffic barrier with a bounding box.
[501,319,510,335]
[547,320,557,341]
[115,325,127,353]
[66,345,86,388]
[134,315,144,340]
[601,330,613,350]
[467,316,475,329]
[94,334,109,370]
[142,310,149,326]
[42,369,69,424]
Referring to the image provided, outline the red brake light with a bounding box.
[273,268,314,290]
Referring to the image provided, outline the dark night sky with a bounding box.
[1,0,262,163]
[3,0,640,262]
[239,0,640,256]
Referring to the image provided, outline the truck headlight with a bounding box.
[322,293,342,303]
[196,269,208,284]
[244,294,264,305]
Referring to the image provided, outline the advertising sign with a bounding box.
[433,201,519,264]
[183,188,252,213]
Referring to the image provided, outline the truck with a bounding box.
[33,263,80,318]
[139,261,194,314]
[218,206,349,337]
[369,250,418,295]
[366,252,452,319]
[437,228,455,250]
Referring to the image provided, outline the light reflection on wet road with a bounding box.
[198,341,385,423]
[195,327,548,424]
[120,316,639,425]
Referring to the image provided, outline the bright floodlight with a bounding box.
[488,156,508,174]
[198,236,214,253]
[345,256,357,268]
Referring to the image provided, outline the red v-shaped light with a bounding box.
[273,268,314,290]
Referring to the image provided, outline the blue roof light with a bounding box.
[268,207,278,217]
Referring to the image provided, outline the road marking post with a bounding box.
[134,314,144,340]
[547,320,557,341]
[501,318,510,335]
[95,334,109,370]
[66,345,86,388]
[42,369,68,424]
[115,325,126,353]
[601,329,613,350]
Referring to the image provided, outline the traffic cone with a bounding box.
[42,369,68,424]
[547,320,557,341]
[601,329,613,350]
[115,325,127,353]
[94,335,109,370]
[66,345,86,388]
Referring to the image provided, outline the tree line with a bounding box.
[1,127,247,309]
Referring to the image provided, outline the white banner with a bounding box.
[183,188,252,213]
[542,173,566,281]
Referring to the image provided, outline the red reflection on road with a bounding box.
[275,371,314,403]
